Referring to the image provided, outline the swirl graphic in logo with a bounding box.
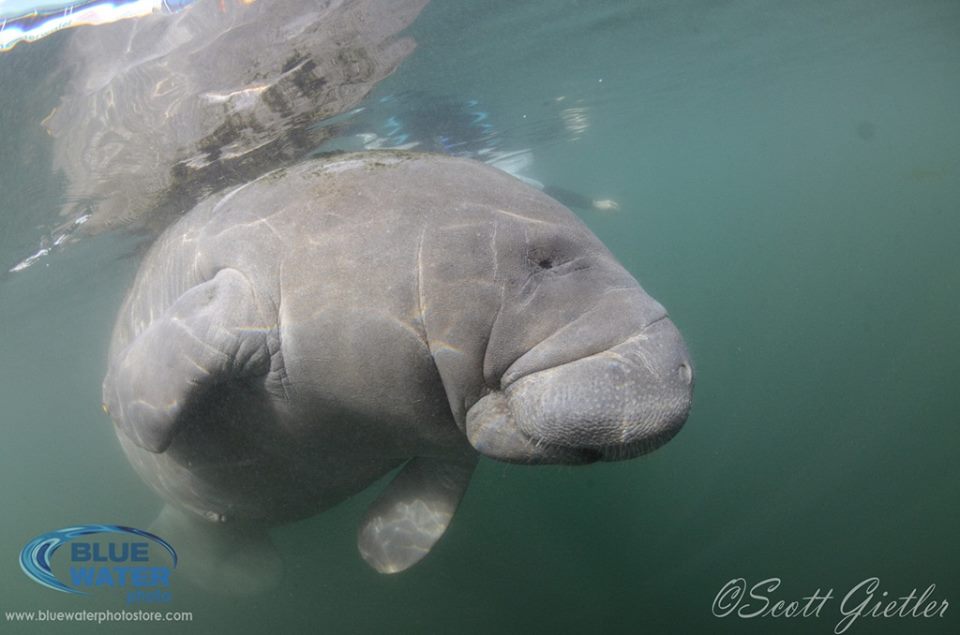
[19,525,177,595]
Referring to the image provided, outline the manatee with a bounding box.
[102,151,694,590]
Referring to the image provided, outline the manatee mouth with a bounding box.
[465,316,694,465]
[464,389,686,465]
[465,390,598,465]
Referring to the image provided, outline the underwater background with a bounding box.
[1,0,958,633]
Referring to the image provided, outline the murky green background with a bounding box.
[1,1,958,633]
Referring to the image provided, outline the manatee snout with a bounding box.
[466,316,693,464]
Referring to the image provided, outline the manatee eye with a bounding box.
[528,248,562,270]
[526,239,582,273]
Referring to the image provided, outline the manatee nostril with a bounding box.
[678,362,692,385]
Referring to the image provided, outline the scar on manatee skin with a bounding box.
[41,107,58,136]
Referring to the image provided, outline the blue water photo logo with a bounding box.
[20,525,177,604]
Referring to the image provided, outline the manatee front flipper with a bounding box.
[150,505,282,596]
[103,268,273,452]
[358,456,477,574]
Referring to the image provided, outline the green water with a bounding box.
[1,1,958,633]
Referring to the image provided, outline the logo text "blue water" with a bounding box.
[70,542,171,590]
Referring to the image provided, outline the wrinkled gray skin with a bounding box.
[102,151,693,591]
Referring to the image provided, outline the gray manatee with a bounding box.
[102,151,693,589]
